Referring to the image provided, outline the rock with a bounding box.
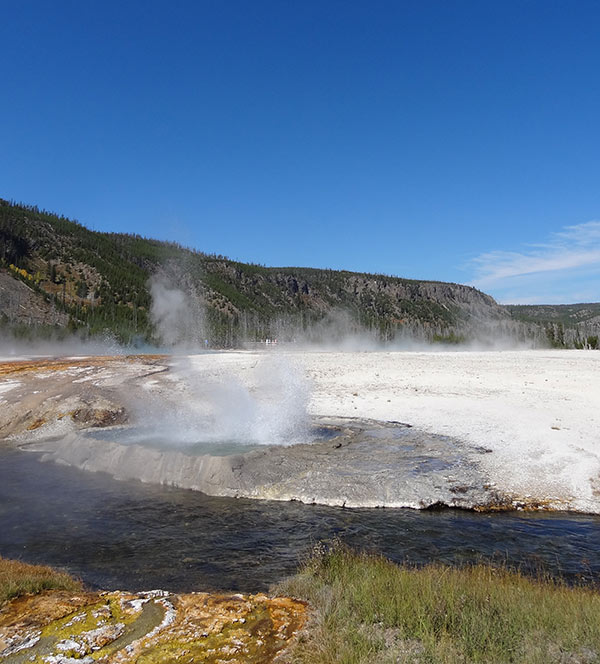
[70,403,127,428]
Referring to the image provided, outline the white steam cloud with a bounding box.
[132,354,312,447]
[149,273,205,348]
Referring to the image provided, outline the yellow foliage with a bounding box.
[8,264,33,280]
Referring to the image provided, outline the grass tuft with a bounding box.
[0,556,82,606]
[275,544,600,663]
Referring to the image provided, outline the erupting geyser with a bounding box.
[132,354,313,450]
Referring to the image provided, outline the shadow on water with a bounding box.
[1,447,599,593]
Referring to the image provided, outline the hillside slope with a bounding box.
[0,198,574,347]
[506,303,600,326]
[507,303,600,349]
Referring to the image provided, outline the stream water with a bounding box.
[1,446,599,593]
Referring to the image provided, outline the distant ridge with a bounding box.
[0,198,597,348]
[507,303,600,349]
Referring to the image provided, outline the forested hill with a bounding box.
[0,198,592,348]
[507,303,600,349]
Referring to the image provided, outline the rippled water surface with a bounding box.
[1,447,599,593]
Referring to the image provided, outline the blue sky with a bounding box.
[1,1,599,304]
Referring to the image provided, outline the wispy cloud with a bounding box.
[468,221,600,304]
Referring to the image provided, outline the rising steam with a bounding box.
[133,354,311,447]
[149,272,205,348]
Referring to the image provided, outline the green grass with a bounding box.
[0,557,82,606]
[275,545,600,664]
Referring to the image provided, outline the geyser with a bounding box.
[131,354,312,449]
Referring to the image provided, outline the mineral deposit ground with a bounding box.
[1,350,599,661]
[1,349,599,513]
[0,586,307,663]
[1,353,498,511]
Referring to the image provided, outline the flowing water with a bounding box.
[1,447,599,593]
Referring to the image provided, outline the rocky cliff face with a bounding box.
[203,259,508,338]
[0,271,68,328]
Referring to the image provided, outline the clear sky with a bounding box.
[1,1,599,304]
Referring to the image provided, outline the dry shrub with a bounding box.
[0,557,81,606]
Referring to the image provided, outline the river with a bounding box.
[1,447,599,593]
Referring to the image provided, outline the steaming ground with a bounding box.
[1,349,599,513]
[181,349,600,512]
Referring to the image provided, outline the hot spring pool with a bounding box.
[84,424,339,456]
